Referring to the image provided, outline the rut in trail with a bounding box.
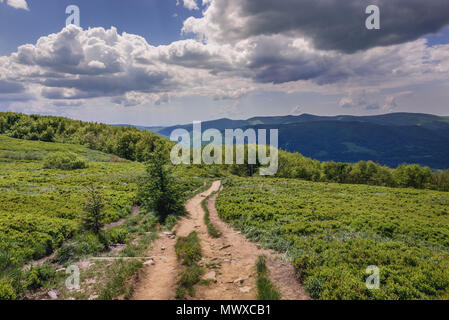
[132,180,309,300]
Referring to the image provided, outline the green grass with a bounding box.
[255,256,281,300]
[0,135,114,162]
[0,135,208,300]
[98,259,143,300]
[0,136,143,265]
[175,232,203,299]
[175,232,202,266]
[217,177,449,300]
[202,191,221,238]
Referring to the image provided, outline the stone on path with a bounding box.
[239,286,252,294]
[203,271,217,282]
[48,290,58,300]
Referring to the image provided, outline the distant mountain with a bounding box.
[118,113,449,169]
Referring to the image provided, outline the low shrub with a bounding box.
[23,264,55,291]
[0,278,16,300]
[104,228,129,245]
[56,233,105,264]
[43,151,87,170]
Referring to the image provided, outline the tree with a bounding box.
[80,186,106,235]
[394,164,432,189]
[138,146,185,221]
[40,126,55,142]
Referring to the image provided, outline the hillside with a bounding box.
[217,177,449,300]
[142,112,449,169]
[0,135,206,300]
[0,114,448,301]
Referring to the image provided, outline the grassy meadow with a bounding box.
[216,178,449,300]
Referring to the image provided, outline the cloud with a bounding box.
[0,15,448,113]
[7,26,186,102]
[52,100,83,108]
[183,0,449,53]
[218,101,240,118]
[213,88,252,101]
[0,0,29,11]
[338,90,414,112]
[381,91,413,112]
[0,79,25,94]
[339,91,380,110]
[177,0,199,11]
[339,97,356,109]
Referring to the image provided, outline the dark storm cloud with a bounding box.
[191,0,449,53]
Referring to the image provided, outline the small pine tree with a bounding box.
[138,145,184,221]
[80,186,106,235]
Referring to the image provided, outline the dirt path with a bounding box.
[132,180,309,300]
[131,182,221,300]
[194,187,309,300]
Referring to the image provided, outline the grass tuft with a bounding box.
[175,232,203,299]
[255,255,281,300]
[202,192,221,238]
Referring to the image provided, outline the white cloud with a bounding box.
[178,0,199,11]
[1,10,449,115]
[1,0,29,11]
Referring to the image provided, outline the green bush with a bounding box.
[140,214,158,232]
[104,228,129,245]
[304,277,325,299]
[43,151,87,170]
[0,278,16,300]
[56,234,105,264]
[23,264,55,291]
[76,233,105,256]
[56,242,77,264]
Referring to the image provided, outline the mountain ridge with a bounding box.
[114,112,449,169]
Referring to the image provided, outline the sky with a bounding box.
[0,0,448,126]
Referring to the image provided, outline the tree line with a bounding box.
[276,150,449,191]
[1,112,448,192]
[0,112,166,162]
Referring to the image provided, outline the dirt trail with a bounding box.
[131,182,221,300]
[132,180,309,300]
[194,186,309,300]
